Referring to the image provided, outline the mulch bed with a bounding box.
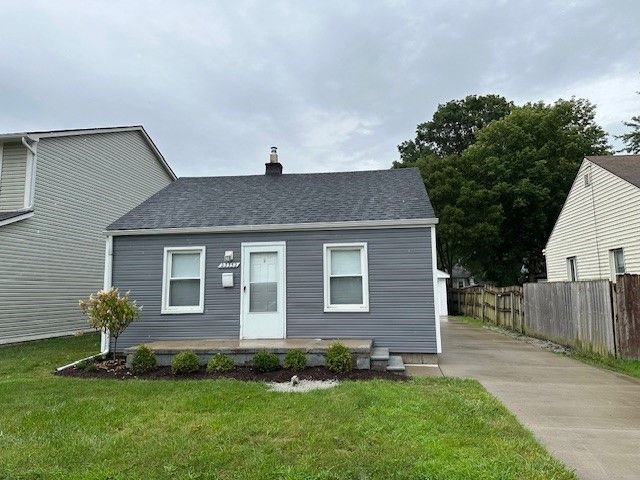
[56,357,407,382]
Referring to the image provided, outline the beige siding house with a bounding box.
[0,126,175,344]
[545,155,640,282]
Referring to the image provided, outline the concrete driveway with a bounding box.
[438,319,640,480]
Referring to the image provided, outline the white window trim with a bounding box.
[323,242,369,313]
[610,248,625,280]
[161,246,206,314]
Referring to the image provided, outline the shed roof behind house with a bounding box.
[108,168,435,231]
[587,155,640,189]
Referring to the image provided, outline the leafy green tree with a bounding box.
[79,288,141,359]
[411,154,502,277]
[394,95,513,276]
[396,95,513,164]
[617,92,640,153]
[461,98,610,284]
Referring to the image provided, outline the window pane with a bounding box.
[330,249,361,275]
[330,276,363,305]
[250,252,278,282]
[169,279,200,306]
[171,252,200,278]
[614,250,625,274]
[250,282,277,312]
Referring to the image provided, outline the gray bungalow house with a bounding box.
[0,126,176,344]
[104,150,441,366]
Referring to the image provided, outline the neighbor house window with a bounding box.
[162,246,206,314]
[610,248,625,278]
[583,166,591,187]
[567,256,578,281]
[323,243,369,312]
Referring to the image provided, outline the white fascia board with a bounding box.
[106,218,439,236]
[100,235,113,354]
[0,211,34,227]
[7,126,177,182]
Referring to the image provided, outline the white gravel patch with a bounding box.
[483,324,571,355]
[268,379,340,393]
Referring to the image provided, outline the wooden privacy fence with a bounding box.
[449,274,640,359]
[450,285,524,330]
[614,275,640,359]
[523,281,614,356]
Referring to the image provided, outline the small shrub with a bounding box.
[79,288,142,359]
[131,345,157,374]
[75,359,92,371]
[326,343,353,373]
[253,351,280,372]
[171,351,200,374]
[284,349,307,371]
[207,353,235,373]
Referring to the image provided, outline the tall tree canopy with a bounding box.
[461,98,610,284]
[617,91,640,153]
[395,96,610,285]
[397,95,513,164]
[394,94,513,277]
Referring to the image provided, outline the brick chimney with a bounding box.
[265,146,283,175]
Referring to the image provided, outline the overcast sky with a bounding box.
[1,1,638,176]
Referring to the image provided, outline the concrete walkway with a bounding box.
[438,319,640,480]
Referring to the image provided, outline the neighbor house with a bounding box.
[544,155,640,282]
[103,150,441,369]
[0,126,176,344]
[451,264,475,289]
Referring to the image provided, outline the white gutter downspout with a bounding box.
[21,136,37,209]
[101,235,113,354]
[55,235,113,372]
[431,225,442,353]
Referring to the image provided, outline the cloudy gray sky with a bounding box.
[1,1,638,176]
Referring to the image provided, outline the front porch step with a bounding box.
[370,347,389,371]
[386,355,406,372]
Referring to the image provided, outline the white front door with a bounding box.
[240,242,286,339]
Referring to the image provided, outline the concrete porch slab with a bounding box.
[124,338,373,369]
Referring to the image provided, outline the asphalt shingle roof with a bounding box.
[108,168,434,230]
[587,155,640,189]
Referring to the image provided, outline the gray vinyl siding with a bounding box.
[111,227,437,353]
[0,143,27,210]
[0,131,173,344]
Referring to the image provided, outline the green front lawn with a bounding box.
[571,350,640,379]
[0,334,574,480]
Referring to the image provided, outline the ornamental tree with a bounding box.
[79,288,141,359]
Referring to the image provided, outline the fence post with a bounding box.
[481,288,486,322]
[510,291,515,330]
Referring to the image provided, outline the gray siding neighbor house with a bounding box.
[105,150,441,356]
[0,126,176,344]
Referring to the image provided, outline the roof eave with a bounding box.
[106,217,439,236]
[0,126,177,181]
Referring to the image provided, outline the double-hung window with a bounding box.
[323,243,369,312]
[162,246,206,314]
